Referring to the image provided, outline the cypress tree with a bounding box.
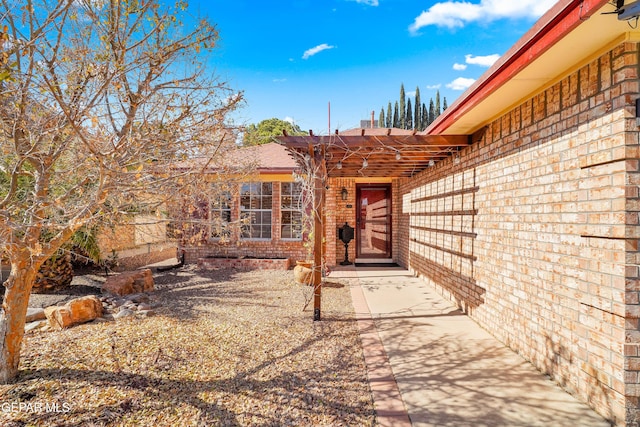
[421,103,428,130]
[443,97,448,111]
[406,99,413,130]
[379,109,384,129]
[399,84,406,129]
[429,99,435,125]
[414,86,421,131]
[435,90,441,118]
[393,101,399,128]
[386,102,392,128]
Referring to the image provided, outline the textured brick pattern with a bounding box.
[182,181,306,264]
[198,257,291,270]
[329,178,358,265]
[395,42,640,425]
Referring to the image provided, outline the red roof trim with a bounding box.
[428,0,610,135]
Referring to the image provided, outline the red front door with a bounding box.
[356,185,392,259]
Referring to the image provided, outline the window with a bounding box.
[281,182,303,240]
[240,182,272,239]
[210,190,232,239]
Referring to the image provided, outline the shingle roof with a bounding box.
[238,142,297,172]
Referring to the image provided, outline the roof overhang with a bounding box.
[429,0,638,135]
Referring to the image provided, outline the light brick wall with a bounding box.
[396,42,640,425]
[182,181,306,264]
[328,178,357,265]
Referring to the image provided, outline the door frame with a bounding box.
[355,183,392,259]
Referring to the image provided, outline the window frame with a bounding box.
[240,182,273,240]
[280,181,303,241]
[209,188,232,240]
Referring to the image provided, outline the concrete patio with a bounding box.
[330,265,612,427]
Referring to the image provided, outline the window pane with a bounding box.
[280,182,302,240]
[262,196,272,209]
[240,181,273,240]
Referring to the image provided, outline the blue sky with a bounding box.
[195,0,557,134]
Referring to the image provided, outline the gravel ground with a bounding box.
[1,265,375,426]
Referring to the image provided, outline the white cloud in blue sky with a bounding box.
[446,77,476,91]
[426,84,442,90]
[302,43,336,59]
[453,63,467,71]
[409,0,556,33]
[347,0,379,5]
[465,53,500,67]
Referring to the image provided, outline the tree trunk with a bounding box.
[0,263,35,383]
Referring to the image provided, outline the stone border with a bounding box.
[197,257,291,271]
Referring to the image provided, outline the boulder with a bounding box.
[102,269,154,296]
[114,308,135,319]
[44,295,103,330]
[26,307,46,323]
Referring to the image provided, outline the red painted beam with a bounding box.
[429,0,611,135]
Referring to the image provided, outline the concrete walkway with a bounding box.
[329,265,611,427]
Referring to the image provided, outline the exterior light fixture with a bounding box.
[395,151,402,161]
[454,155,461,165]
[429,159,435,167]
[336,160,342,169]
[362,158,368,168]
[341,187,348,200]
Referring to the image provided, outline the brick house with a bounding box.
[278,0,640,424]
[178,142,307,267]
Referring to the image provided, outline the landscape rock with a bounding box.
[26,307,46,323]
[136,310,155,317]
[137,303,151,311]
[24,320,47,333]
[114,308,135,319]
[126,293,150,304]
[44,295,103,330]
[102,269,154,296]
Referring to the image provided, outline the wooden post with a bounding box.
[311,142,325,321]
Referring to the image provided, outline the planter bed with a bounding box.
[198,256,291,271]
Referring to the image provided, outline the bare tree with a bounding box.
[0,0,243,382]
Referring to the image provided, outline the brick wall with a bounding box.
[329,178,357,265]
[396,42,640,425]
[182,181,307,265]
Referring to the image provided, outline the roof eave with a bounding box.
[427,0,611,135]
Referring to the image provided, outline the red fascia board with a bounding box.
[429,0,610,135]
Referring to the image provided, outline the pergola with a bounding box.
[276,127,470,320]
[279,127,470,178]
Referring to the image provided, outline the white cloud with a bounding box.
[284,117,296,124]
[409,0,557,33]
[302,43,336,59]
[272,78,287,83]
[453,63,467,71]
[465,53,500,67]
[446,77,476,90]
[347,0,379,5]
[426,84,442,90]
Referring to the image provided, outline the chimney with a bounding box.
[370,111,374,128]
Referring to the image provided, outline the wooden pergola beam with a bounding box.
[281,134,470,148]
